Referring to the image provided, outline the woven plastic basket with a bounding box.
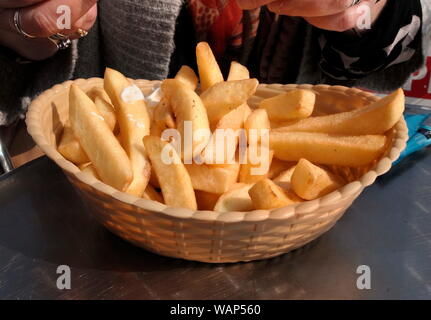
[26,78,408,263]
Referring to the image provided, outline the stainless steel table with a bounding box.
[0,152,430,300]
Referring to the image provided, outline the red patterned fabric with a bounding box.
[187,0,257,59]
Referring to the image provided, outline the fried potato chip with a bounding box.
[214,183,254,212]
[249,178,301,210]
[202,103,250,165]
[87,87,116,130]
[185,162,240,194]
[69,84,133,191]
[86,87,112,104]
[59,86,117,165]
[144,136,197,210]
[239,147,274,184]
[104,68,152,197]
[152,97,175,137]
[212,103,249,132]
[243,104,253,123]
[94,96,117,132]
[271,131,387,167]
[259,89,315,121]
[162,79,211,159]
[196,42,224,91]
[270,132,387,167]
[227,61,250,81]
[58,123,90,165]
[276,89,405,135]
[244,108,270,142]
[175,65,198,91]
[200,79,259,125]
[291,159,343,200]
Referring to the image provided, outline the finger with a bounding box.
[236,0,273,10]
[267,0,355,17]
[60,3,97,38]
[19,0,97,37]
[0,0,45,9]
[304,1,373,32]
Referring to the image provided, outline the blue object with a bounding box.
[394,113,431,164]
[404,114,429,138]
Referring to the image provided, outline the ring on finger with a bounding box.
[349,0,362,7]
[13,9,36,39]
[48,33,72,50]
[75,28,88,38]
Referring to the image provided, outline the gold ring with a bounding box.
[76,28,89,38]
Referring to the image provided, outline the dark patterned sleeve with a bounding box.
[319,0,423,81]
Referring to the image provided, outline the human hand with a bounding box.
[236,0,387,32]
[0,0,98,61]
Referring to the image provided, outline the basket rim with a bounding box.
[26,78,409,223]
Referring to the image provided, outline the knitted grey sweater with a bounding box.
[0,0,184,127]
[0,0,428,127]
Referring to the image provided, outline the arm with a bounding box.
[0,0,97,127]
[237,0,424,90]
[318,0,424,86]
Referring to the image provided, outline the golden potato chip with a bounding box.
[291,159,343,200]
[200,79,259,124]
[239,147,274,184]
[259,89,315,121]
[94,96,117,132]
[175,65,198,91]
[270,131,387,167]
[162,79,211,159]
[196,42,224,91]
[144,136,197,210]
[69,84,133,191]
[249,179,301,210]
[185,162,240,194]
[214,183,254,212]
[227,61,250,81]
[104,68,152,197]
[58,123,90,165]
[276,89,405,135]
[244,108,270,142]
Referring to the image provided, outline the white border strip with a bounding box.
[405,97,431,107]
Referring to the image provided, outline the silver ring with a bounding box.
[349,0,362,7]
[13,9,71,50]
[13,9,36,39]
[48,33,72,50]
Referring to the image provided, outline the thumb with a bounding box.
[19,0,97,37]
